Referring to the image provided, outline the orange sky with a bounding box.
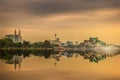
[0,0,120,44]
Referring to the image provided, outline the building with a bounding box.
[5,30,22,43]
[49,33,62,46]
[80,37,106,47]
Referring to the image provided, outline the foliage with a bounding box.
[42,40,53,48]
[0,38,13,48]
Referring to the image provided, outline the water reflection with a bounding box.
[0,47,120,70]
[12,55,23,70]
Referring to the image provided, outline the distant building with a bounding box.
[49,33,62,46]
[5,30,22,43]
[81,37,106,47]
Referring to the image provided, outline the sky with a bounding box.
[0,0,120,44]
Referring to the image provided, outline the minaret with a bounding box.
[54,33,57,38]
[18,30,21,36]
[14,29,17,35]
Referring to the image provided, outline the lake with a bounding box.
[0,49,120,80]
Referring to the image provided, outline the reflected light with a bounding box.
[104,45,113,56]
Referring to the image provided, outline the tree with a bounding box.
[32,42,43,48]
[0,39,4,48]
[23,40,30,47]
[42,40,52,48]
[0,38,13,48]
[14,42,22,48]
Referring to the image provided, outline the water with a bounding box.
[0,48,120,80]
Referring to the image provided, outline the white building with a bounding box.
[5,30,22,43]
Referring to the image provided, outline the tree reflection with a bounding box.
[0,49,119,70]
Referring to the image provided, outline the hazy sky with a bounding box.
[0,0,120,44]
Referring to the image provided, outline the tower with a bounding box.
[54,33,57,38]
[14,29,17,35]
[18,30,21,36]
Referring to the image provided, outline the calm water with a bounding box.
[0,48,120,80]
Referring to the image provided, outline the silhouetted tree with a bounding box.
[0,38,13,48]
[23,40,30,47]
[14,42,22,48]
[32,42,43,48]
[42,40,52,48]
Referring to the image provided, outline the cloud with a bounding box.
[0,0,120,27]
[0,0,120,16]
[24,0,120,15]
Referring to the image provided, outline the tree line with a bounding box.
[0,38,54,48]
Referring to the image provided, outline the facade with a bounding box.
[5,30,22,43]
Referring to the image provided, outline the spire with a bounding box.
[54,33,57,38]
[14,29,17,35]
[18,30,21,36]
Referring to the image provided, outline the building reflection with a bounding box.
[0,48,119,70]
[12,54,23,70]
